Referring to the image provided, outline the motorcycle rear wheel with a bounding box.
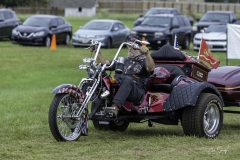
[49,93,88,141]
[182,93,223,138]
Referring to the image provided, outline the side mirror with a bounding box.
[112,27,119,31]
[0,19,4,22]
[50,25,57,29]
[139,14,143,18]
[232,19,236,23]
[196,18,200,22]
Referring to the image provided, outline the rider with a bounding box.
[91,35,155,117]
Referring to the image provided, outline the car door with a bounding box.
[49,18,62,43]
[3,11,15,37]
[57,18,66,42]
[0,12,5,37]
[170,17,182,43]
[110,23,122,45]
[117,23,129,43]
[175,17,185,43]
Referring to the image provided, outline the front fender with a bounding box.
[52,84,85,102]
[164,82,224,111]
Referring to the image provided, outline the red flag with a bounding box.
[199,38,220,69]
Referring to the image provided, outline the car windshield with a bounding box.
[23,17,51,27]
[205,26,226,33]
[145,9,172,16]
[82,21,112,30]
[0,12,4,20]
[141,17,171,27]
[200,13,230,23]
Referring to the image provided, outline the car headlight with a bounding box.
[12,29,18,35]
[130,30,137,35]
[73,34,79,38]
[33,31,45,37]
[192,25,197,31]
[154,32,164,38]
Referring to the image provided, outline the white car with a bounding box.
[72,19,130,48]
[193,25,227,51]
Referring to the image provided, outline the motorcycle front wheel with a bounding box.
[48,93,88,141]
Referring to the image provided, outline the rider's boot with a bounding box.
[109,103,119,117]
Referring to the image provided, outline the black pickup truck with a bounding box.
[130,14,192,50]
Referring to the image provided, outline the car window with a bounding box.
[0,12,4,20]
[142,16,171,27]
[172,17,179,26]
[177,17,184,26]
[182,16,191,26]
[57,18,65,25]
[118,23,125,30]
[82,21,112,30]
[4,12,13,19]
[23,17,51,27]
[200,13,230,23]
[205,26,226,33]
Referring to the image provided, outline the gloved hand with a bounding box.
[140,46,149,54]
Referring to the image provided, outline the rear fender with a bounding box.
[164,82,224,111]
[52,84,85,102]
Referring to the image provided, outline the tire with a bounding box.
[182,36,190,50]
[45,36,51,47]
[64,34,70,45]
[166,37,172,45]
[48,94,88,141]
[109,120,129,132]
[106,38,111,49]
[182,93,223,138]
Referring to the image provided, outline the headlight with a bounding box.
[73,34,79,38]
[154,32,164,38]
[130,30,137,35]
[12,29,18,35]
[33,31,45,37]
[192,26,197,31]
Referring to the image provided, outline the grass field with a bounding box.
[1,13,240,160]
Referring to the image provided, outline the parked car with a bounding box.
[192,11,237,39]
[133,7,194,27]
[72,19,130,48]
[193,25,227,52]
[11,15,72,47]
[0,8,21,39]
[130,14,192,50]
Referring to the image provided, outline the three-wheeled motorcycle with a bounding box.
[48,39,224,141]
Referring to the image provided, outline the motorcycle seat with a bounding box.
[150,44,185,61]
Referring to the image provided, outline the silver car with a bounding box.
[72,19,130,48]
[193,25,227,52]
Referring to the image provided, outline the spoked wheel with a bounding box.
[49,93,88,141]
[182,93,223,138]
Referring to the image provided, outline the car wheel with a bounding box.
[64,34,70,45]
[106,38,111,49]
[182,36,190,50]
[45,36,51,47]
[166,37,172,45]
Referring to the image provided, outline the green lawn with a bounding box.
[1,13,240,160]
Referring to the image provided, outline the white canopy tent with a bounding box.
[227,24,240,60]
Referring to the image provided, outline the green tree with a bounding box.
[0,0,31,8]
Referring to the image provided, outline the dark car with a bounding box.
[130,14,192,50]
[0,8,21,39]
[192,11,237,38]
[134,7,194,27]
[11,14,72,47]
